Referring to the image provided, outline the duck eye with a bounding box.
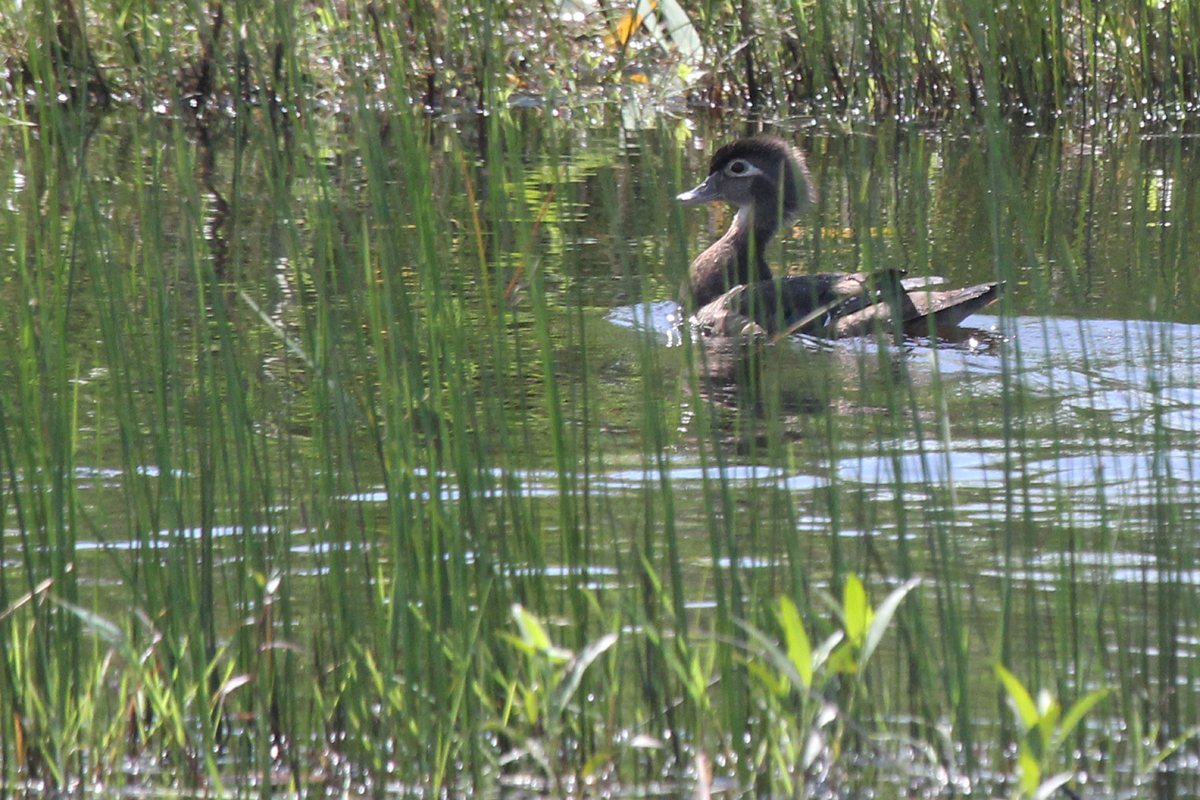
[727,160,749,176]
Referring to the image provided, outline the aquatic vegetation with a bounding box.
[995,664,1110,800]
[0,1,1198,798]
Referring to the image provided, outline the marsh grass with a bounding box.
[8,0,1200,122]
[1,0,1200,797]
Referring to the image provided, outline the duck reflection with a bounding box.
[684,316,1005,451]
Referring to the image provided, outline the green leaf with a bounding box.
[746,659,789,697]
[737,618,806,694]
[811,630,845,673]
[511,604,572,662]
[778,596,813,689]
[654,0,702,67]
[1034,689,1060,750]
[1017,750,1042,794]
[662,645,709,706]
[550,633,618,717]
[1034,772,1073,800]
[1053,687,1110,750]
[689,653,708,698]
[54,599,125,648]
[500,631,536,656]
[842,574,870,646]
[581,750,614,779]
[859,577,920,669]
[801,729,825,771]
[522,686,540,726]
[827,641,858,675]
[512,604,551,650]
[995,664,1039,730]
[1137,725,1200,778]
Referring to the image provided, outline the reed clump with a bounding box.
[3,0,1197,123]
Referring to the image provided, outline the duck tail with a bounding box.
[902,281,1005,333]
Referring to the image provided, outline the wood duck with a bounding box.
[678,136,1003,338]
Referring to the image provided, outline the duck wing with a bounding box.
[690,271,1002,339]
[901,281,1004,332]
[770,269,914,337]
[832,280,1004,338]
[691,269,914,337]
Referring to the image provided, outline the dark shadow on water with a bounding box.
[691,333,830,419]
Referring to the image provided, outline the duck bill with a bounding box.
[677,174,720,205]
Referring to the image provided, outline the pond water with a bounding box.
[4,108,1200,795]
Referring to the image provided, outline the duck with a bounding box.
[677,135,1003,339]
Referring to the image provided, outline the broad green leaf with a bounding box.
[1034,772,1073,800]
[582,750,614,778]
[500,631,536,656]
[801,730,824,771]
[778,596,813,689]
[54,599,125,648]
[995,664,1039,730]
[522,687,540,726]
[1053,688,1110,750]
[746,659,789,697]
[511,604,572,662]
[812,630,845,672]
[551,633,618,717]
[737,618,807,693]
[512,604,551,650]
[860,577,920,669]
[1017,749,1041,794]
[1035,690,1061,750]
[843,575,869,646]
[827,641,857,675]
[654,0,702,67]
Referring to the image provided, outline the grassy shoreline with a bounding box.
[4,0,1200,124]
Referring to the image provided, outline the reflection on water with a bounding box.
[994,550,1200,587]
[605,299,683,344]
[600,304,1200,557]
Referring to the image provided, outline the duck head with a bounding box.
[679,136,817,307]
